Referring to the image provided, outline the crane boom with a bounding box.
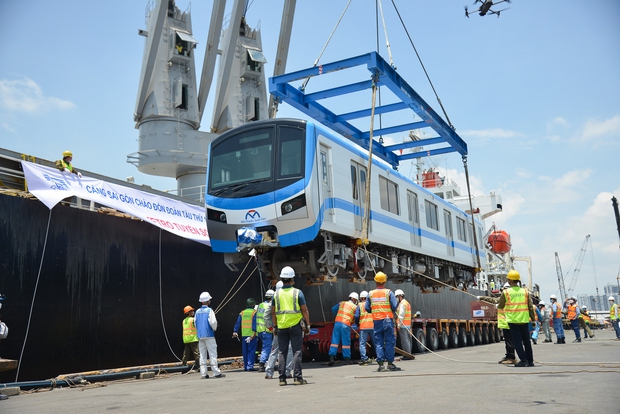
[555,252,567,304]
[567,235,590,296]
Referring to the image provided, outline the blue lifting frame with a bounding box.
[269,51,467,169]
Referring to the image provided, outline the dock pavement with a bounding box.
[1,329,618,413]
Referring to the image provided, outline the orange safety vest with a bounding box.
[552,302,562,319]
[335,301,357,326]
[398,299,412,327]
[359,303,373,330]
[369,289,393,321]
[567,304,577,321]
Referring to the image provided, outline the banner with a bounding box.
[21,161,210,245]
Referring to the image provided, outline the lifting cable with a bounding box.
[15,209,53,383]
[463,156,483,272]
[361,79,378,242]
[214,258,258,314]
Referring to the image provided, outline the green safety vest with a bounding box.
[503,287,530,324]
[256,302,270,333]
[274,287,302,329]
[182,317,198,343]
[240,308,256,337]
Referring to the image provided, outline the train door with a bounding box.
[444,209,455,256]
[319,144,333,222]
[407,190,421,247]
[351,162,368,233]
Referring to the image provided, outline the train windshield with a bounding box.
[208,124,305,197]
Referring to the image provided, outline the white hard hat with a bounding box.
[199,291,212,302]
[275,281,284,290]
[503,282,510,289]
[360,290,368,298]
[609,296,615,301]
[394,289,404,296]
[349,292,359,301]
[265,289,275,298]
[549,294,557,300]
[581,306,587,310]
[280,266,295,279]
[538,301,545,306]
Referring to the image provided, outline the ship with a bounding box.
[0,0,525,383]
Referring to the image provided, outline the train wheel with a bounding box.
[467,329,475,346]
[449,327,459,348]
[458,327,467,347]
[426,327,439,351]
[482,325,489,344]
[439,329,449,349]
[413,328,427,353]
[475,325,482,345]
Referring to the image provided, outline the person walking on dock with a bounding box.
[256,290,275,372]
[195,292,225,379]
[358,290,374,365]
[549,295,566,344]
[537,301,553,343]
[265,281,293,379]
[232,298,259,371]
[478,283,515,364]
[327,292,359,366]
[395,289,413,358]
[609,297,620,340]
[366,272,401,372]
[565,297,581,343]
[498,270,535,367]
[272,266,310,385]
[181,306,200,371]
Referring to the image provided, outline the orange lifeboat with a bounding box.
[421,170,442,188]
[488,230,511,254]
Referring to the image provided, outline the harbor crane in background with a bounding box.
[555,235,591,305]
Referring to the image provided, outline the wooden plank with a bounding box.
[0,358,17,372]
[395,346,415,360]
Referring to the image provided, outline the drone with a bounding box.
[465,0,510,18]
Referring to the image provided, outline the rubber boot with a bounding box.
[344,358,351,365]
[258,362,265,372]
[328,356,335,366]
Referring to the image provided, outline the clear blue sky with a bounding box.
[1,1,619,302]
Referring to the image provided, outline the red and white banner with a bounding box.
[21,161,210,245]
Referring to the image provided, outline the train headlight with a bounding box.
[219,213,227,222]
[280,194,306,216]
[207,208,227,223]
[283,203,293,213]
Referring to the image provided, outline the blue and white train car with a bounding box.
[206,118,485,289]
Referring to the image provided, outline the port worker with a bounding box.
[531,303,543,345]
[256,289,275,372]
[498,270,535,367]
[578,306,594,339]
[327,292,359,366]
[564,297,581,343]
[195,292,225,379]
[265,281,293,379]
[55,150,82,178]
[272,266,310,385]
[232,298,258,371]
[537,301,553,343]
[358,290,374,365]
[181,305,200,370]
[609,297,620,340]
[176,41,184,55]
[365,271,401,372]
[478,282,515,364]
[394,289,413,358]
[549,294,565,344]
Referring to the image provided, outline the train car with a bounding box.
[205,118,485,290]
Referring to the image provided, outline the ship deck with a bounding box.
[2,330,617,413]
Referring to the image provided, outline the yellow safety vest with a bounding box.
[274,287,302,329]
[399,299,412,327]
[240,308,256,337]
[182,317,198,343]
[610,303,618,320]
[497,308,508,329]
[503,287,529,324]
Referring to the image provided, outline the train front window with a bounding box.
[277,126,304,180]
[209,127,273,192]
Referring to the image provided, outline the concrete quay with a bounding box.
[1,330,618,413]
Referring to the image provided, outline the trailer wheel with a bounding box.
[449,327,459,348]
[481,325,489,344]
[467,329,476,346]
[413,328,427,353]
[458,326,467,347]
[494,326,501,342]
[474,325,482,345]
[440,328,449,349]
[426,327,439,351]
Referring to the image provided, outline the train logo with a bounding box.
[243,209,261,223]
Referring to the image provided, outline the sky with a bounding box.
[1,0,619,305]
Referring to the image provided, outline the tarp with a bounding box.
[21,161,210,245]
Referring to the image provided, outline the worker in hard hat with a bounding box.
[327,292,360,366]
[256,289,276,372]
[498,270,536,367]
[358,291,374,365]
[365,271,401,372]
[549,294,565,344]
[609,297,620,340]
[478,282,516,364]
[530,301,543,345]
[578,306,594,339]
[232,298,259,371]
[564,297,581,343]
[537,301,553,343]
[394,289,413,358]
[271,266,310,385]
[181,305,200,371]
[195,292,225,378]
[55,150,82,178]
[264,281,293,379]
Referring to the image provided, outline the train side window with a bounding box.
[351,165,358,200]
[424,200,439,231]
[456,217,467,242]
[379,176,399,215]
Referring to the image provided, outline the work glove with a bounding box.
[245,336,252,343]
[303,325,310,335]
[64,168,70,173]
[77,172,82,178]
[232,332,238,339]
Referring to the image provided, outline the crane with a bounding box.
[555,252,567,304]
[566,235,590,297]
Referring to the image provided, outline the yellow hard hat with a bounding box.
[183,305,194,314]
[374,272,387,283]
[63,150,73,158]
[507,270,520,281]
